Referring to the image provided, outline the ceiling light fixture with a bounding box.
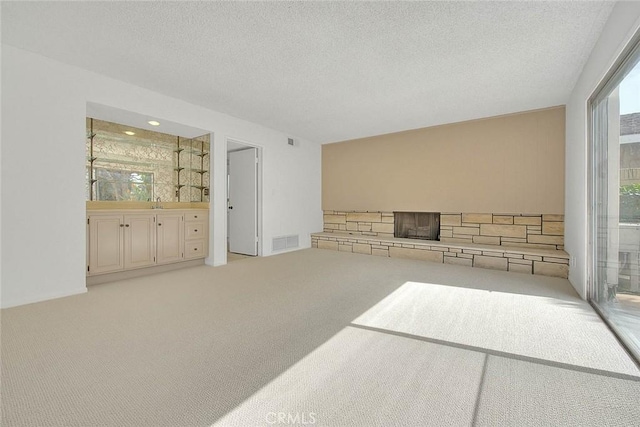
[148,120,160,126]
[124,131,135,136]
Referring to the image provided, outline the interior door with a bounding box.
[228,147,258,255]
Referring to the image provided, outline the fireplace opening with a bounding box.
[394,212,440,241]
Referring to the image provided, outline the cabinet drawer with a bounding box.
[185,240,205,259]
[185,222,206,240]
[185,212,206,222]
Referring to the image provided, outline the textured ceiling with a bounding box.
[2,1,613,144]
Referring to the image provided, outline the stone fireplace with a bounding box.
[315,210,569,278]
[320,210,565,251]
[394,212,440,241]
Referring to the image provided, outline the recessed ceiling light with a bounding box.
[148,120,160,126]
[124,131,135,136]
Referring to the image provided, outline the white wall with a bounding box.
[0,6,3,307]
[566,2,640,299]
[1,45,322,308]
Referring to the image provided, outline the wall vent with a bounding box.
[286,235,299,248]
[272,235,299,252]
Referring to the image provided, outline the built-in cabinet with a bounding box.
[184,211,207,259]
[89,214,125,274]
[156,212,184,264]
[87,209,208,276]
[124,214,156,269]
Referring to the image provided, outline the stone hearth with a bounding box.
[318,210,568,278]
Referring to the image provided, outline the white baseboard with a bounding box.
[86,259,205,286]
[1,287,88,309]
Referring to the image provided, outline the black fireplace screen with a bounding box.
[394,212,440,240]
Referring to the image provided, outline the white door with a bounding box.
[228,148,258,255]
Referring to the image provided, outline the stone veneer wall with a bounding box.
[323,211,395,238]
[322,211,564,250]
[440,213,564,250]
[318,210,568,278]
[311,233,569,278]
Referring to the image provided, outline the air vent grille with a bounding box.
[272,235,299,252]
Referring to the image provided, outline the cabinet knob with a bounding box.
[194,248,198,251]
[125,224,130,227]
[194,229,198,232]
[158,223,162,226]
[194,215,198,218]
[120,224,124,227]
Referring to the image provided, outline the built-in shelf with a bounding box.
[87,117,209,203]
[88,120,97,201]
[174,136,210,203]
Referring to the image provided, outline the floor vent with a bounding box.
[272,235,299,252]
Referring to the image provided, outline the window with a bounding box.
[590,35,640,361]
[94,168,153,202]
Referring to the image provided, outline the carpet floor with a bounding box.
[2,248,639,426]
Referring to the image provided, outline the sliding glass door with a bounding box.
[591,38,640,361]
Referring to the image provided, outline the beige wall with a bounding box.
[322,107,565,214]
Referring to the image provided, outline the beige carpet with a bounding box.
[227,252,253,263]
[2,248,639,426]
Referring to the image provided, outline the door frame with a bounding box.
[226,137,263,257]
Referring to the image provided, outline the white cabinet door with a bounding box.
[89,214,124,275]
[124,214,156,269]
[157,212,184,264]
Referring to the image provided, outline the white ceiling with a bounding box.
[2,1,614,144]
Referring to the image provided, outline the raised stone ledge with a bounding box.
[311,232,568,279]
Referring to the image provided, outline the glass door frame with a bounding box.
[588,29,640,363]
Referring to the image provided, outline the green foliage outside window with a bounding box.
[95,168,153,202]
[620,184,640,223]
